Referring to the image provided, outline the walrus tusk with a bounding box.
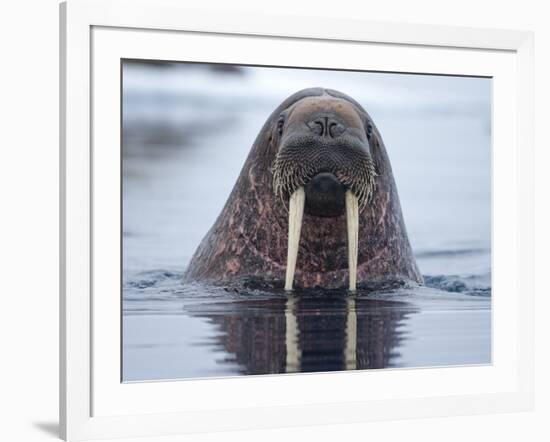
[285,187,305,291]
[346,190,359,292]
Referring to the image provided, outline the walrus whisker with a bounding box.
[285,187,305,291]
[345,190,359,292]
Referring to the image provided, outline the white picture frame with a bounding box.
[60,0,534,440]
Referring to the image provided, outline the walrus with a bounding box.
[184,88,423,291]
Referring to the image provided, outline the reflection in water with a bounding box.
[123,275,491,381]
[344,297,357,371]
[186,293,416,375]
[285,296,300,373]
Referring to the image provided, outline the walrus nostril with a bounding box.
[312,121,324,136]
[308,116,345,138]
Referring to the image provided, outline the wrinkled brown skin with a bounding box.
[184,88,423,290]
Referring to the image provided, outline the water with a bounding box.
[122,62,492,382]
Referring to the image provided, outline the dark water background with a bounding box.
[122,61,492,382]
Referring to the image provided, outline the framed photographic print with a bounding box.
[60,0,534,440]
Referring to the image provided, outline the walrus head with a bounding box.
[271,95,377,290]
[272,95,377,217]
[184,88,423,291]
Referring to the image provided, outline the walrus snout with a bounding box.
[304,172,346,217]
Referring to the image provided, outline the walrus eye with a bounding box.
[277,118,285,137]
[366,122,373,140]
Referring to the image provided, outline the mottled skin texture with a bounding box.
[184,88,423,290]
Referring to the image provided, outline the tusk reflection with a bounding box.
[344,296,357,370]
[285,295,301,373]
